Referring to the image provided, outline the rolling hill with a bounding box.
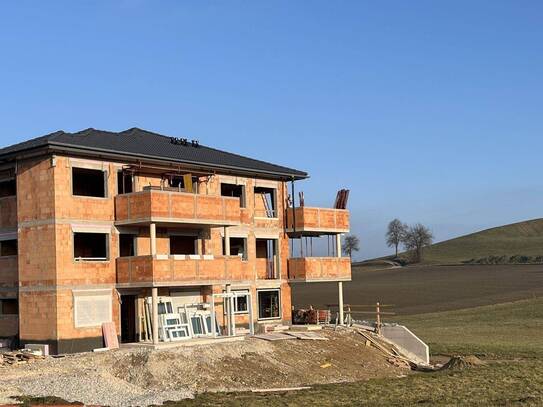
[417,218,543,264]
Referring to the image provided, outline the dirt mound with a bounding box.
[0,328,408,406]
[440,355,486,370]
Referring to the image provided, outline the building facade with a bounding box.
[0,128,351,354]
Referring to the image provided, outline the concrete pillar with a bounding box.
[152,287,159,345]
[336,234,342,257]
[224,227,230,256]
[338,281,344,325]
[150,223,157,256]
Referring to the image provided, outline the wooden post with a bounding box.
[338,281,344,325]
[376,302,381,335]
[152,287,159,345]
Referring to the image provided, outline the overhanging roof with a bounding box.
[0,128,308,180]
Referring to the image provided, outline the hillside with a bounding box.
[419,218,543,264]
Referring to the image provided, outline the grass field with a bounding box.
[402,297,543,359]
[169,298,543,406]
[418,218,543,264]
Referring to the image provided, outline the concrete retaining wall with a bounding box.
[381,325,429,365]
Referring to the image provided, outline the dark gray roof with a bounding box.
[0,128,308,179]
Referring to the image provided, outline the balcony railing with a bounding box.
[287,257,351,282]
[115,189,241,226]
[0,196,17,229]
[286,207,349,235]
[116,254,252,286]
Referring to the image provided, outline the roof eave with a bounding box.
[45,142,309,180]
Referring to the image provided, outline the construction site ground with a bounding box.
[0,328,407,407]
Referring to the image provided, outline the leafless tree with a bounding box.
[402,223,433,263]
[386,219,408,257]
[342,234,360,258]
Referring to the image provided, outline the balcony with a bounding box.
[286,207,349,235]
[116,255,252,286]
[0,196,17,229]
[287,257,351,282]
[115,189,241,226]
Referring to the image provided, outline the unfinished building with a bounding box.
[0,128,351,353]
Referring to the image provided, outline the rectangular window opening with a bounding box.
[257,289,280,320]
[228,237,247,260]
[0,179,16,198]
[74,232,108,261]
[254,187,276,218]
[117,171,133,194]
[256,239,277,279]
[119,234,136,257]
[0,239,17,256]
[168,174,198,193]
[72,167,106,198]
[170,235,198,255]
[221,183,246,208]
[0,299,18,315]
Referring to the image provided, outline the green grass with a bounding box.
[415,218,543,264]
[401,297,543,358]
[163,298,543,406]
[164,361,543,406]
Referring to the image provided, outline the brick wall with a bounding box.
[15,154,297,352]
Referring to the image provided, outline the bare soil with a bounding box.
[0,328,406,407]
[292,264,543,315]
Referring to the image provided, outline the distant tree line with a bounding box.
[386,219,433,263]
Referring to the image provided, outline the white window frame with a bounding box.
[233,290,249,314]
[222,289,249,315]
[257,288,281,321]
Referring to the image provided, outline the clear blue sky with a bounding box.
[1,1,543,260]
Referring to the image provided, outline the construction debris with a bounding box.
[320,363,332,369]
[356,329,416,370]
[251,386,311,393]
[0,350,46,367]
[286,332,328,341]
[102,322,120,349]
[253,333,295,341]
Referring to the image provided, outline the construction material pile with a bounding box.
[0,350,45,367]
[356,328,413,369]
[292,308,330,325]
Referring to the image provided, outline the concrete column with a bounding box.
[338,281,344,325]
[150,223,157,256]
[224,227,230,256]
[152,287,159,345]
[336,234,342,258]
[197,231,203,255]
